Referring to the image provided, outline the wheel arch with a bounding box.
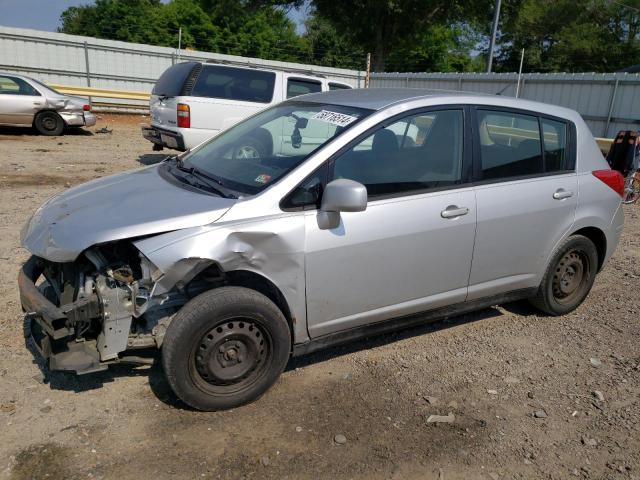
[188,266,295,344]
[570,226,607,271]
[32,109,66,127]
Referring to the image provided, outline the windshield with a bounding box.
[177,101,372,196]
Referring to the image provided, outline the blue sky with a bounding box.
[0,0,307,32]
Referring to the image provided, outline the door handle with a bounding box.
[441,205,469,218]
[553,189,574,200]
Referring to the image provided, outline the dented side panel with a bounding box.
[134,213,309,343]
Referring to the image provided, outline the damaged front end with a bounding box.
[18,242,189,374]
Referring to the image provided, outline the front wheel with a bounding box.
[161,287,291,411]
[529,235,598,315]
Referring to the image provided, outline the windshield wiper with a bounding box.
[172,158,236,199]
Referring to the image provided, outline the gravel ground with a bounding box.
[0,115,639,480]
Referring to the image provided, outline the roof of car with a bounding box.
[298,87,579,120]
[298,88,464,110]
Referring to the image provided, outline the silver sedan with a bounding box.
[0,72,96,135]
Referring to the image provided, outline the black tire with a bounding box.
[34,111,65,136]
[529,235,598,316]
[161,286,291,411]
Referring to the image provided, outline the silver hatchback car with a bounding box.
[0,72,96,135]
[19,89,624,410]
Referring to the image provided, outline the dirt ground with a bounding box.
[0,114,639,480]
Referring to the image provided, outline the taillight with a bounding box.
[177,103,190,128]
[83,104,91,111]
[593,169,624,197]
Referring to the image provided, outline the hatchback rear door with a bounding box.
[467,107,578,300]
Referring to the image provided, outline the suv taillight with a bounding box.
[83,104,91,111]
[177,103,190,128]
[593,169,624,197]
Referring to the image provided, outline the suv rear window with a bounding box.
[152,62,198,97]
[191,65,276,103]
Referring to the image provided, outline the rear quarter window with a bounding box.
[152,62,198,97]
[328,82,352,91]
[287,78,322,98]
[191,65,276,103]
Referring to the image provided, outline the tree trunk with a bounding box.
[372,25,386,72]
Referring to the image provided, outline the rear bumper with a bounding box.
[60,111,96,127]
[19,256,107,374]
[142,125,186,151]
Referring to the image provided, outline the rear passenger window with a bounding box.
[477,111,543,180]
[332,109,464,198]
[287,79,322,98]
[541,118,568,171]
[191,65,275,103]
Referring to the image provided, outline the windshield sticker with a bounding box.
[254,174,271,184]
[311,110,358,127]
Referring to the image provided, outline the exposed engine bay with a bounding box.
[20,241,224,373]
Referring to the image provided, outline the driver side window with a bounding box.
[331,109,464,198]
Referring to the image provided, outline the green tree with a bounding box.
[386,23,484,72]
[310,0,491,71]
[59,0,308,63]
[302,14,366,69]
[495,0,640,72]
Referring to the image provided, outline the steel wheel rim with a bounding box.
[235,145,260,159]
[42,116,57,131]
[552,249,589,305]
[189,318,272,395]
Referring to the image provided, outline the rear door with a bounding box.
[0,75,42,125]
[468,107,578,300]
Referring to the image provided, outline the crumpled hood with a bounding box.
[21,165,236,262]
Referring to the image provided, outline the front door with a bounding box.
[303,108,477,337]
[0,75,42,125]
[468,108,578,300]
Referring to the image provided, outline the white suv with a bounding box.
[142,61,352,151]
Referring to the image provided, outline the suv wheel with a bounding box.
[529,235,598,315]
[34,111,65,136]
[162,286,291,411]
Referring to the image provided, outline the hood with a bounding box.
[21,165,236,262]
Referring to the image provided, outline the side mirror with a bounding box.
[317,179,367,229]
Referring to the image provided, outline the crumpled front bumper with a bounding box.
[18,256,106,374]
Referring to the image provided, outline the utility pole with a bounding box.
[177,27,182,62]
[365,53,371,88]
[486,0,501,73]
[515,48,525,98]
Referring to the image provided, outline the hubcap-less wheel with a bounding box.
[42,116,57,131]
[552,250,589,305]
[191,319,270,394]
[235,145,260,159]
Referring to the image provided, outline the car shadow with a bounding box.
[0,126,93,137]
[24,303,510,410]
[137,153,169,166]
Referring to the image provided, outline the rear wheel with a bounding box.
[161,287,291,411]
[529,235,598,315]
[34,111,64,136]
